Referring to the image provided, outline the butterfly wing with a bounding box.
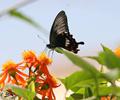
[49,10,69,47]
[48,10,84,53]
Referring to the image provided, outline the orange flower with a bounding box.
[22,51,52,69]
[22,50,59,99]
[22,50,36,61]
[38,52,52,66]
[37,52,52,76]
[22,50,39,68]
[114,47,120,57]
[0,60,28,90]
[101,96,110,100]
[35,75,60,100]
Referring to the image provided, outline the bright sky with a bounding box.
[0,0,120,77]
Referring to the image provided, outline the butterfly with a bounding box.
[47,10,84,53]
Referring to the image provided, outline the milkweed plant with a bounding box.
[0,45,120,100]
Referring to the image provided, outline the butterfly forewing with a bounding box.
[50,11,69,47]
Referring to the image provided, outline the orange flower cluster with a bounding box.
[0,50,60,100]
[0,60,28,90]
[101,96,110,100]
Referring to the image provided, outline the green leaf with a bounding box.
[61,71,93,90]
[66,96,74,100]
[56,48,102,96]
[67,95,96,100]
[72,79,95,89]
[86,56,102,65]
[27,81,35,93]
[88,45,120,69]
[85,87,93,98]
[87,52,106,65]
[71,93,83,100]
[5,85,36,100]
[101,45,120,69]
[102,69,120,81]
[99,86,120,96]
[56,48,100,76]
[98,52,106,65]
[9,9,48,34]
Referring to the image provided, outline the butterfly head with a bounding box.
[46,44,55,49]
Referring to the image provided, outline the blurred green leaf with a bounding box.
[87,52,106,65]
[71,93,83,100]
[68,95,96,100]
[86,56,101,64]
[98,52,106,65]
[5,85,36,100]
[9,9,48,34]
[57,48,104,97]
[66,96,74,100]
[56,48,100,76]
[27,81,35,93]
[102,69,120,81]
[87,45,120,69]
[55,48,63,53]
[72,79,95,89]
[85,87,93,98]
[61,71,93,90]
[99,86,120,96]
[101,45,120,69]
[57,46,120,99]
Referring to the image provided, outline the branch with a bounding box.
[0,0,38,17]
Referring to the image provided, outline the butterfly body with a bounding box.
[47,10,84,53]
[47,33,66,49]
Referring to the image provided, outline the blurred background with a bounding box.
[0,0,120,78]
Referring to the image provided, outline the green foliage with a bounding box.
[84,87,93,98]
[27,81,35,93]
[66,96,74,100]
[98,86,120,96]
[57,45,120,99]
[101,45,120,69]
[61,71,93,90]
[88,45,120,69]
[5,84,36,100]
[86,52,105,65]
[56,48,100,76]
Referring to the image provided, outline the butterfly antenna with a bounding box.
[48,49,52,57]
[50,50,54,59]
[37,34,47,44]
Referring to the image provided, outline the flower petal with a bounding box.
[15,74,27,86]
[16,69,28,77]
[0,73,7,84]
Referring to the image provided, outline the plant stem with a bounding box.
[0,0,38,17]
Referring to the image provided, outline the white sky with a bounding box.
[0,0,120,76]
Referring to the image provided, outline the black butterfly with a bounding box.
[47,10,84,53]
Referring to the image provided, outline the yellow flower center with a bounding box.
[22,50,36,60]
[38,52,52,65]
[2,60,17,71]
